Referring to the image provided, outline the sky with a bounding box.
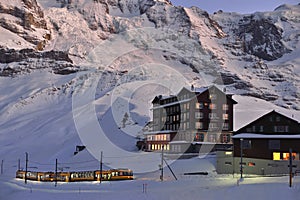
[170,0,299,14]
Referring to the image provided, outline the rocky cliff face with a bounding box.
[0,0,299,109]
[0,0,50,49]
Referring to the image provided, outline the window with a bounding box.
[283,152,298,160]
[195,112,203,119]
[194,133,204,141]
[186,103,190,110]
[195,122,203,129]
[209,103,217,110]
[273,152,280,160]
[195,102,203,109]
[223,123,229,130]
[222,104,229,111]
[209,94,217,100]
[269,140,280,150]
[209,123,218,129]
[274,126,286,133]
[276,116,280,122]
[285,126,289,132]
[259,125,264,132]
[248,162,255,167]
[208,134,217,142]
[209,113,218,119]
[222,134,230,143]
[223,113,229,120]
[242,140,252,149]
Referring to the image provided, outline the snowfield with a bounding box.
[1,156,300,200]
[0,68,299,199]
[0,1,300,199]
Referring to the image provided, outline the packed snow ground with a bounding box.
[1,156,300,200]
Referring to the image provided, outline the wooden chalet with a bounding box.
[217,110,300,175]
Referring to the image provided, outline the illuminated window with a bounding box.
[273,152,280,160]
[225,151,232,155]
[196,102,203,109]
[283,152,297,160]
[195,122,203,129]
[248,162,255,167]
[209,103,217,110]
[209,94,217,100]
[222,104,229,110]
[223,113,229,120]
[195,133,204,142]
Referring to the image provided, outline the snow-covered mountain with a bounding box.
[0,0,299,174]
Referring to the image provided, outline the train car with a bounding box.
[95,169,133,181]
[16,170,38,181]
[38,172,55,182]
[56,172,71,182]
[69,171,95,182]
[16,170,26,179]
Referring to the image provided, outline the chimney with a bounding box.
[191,84,194,91]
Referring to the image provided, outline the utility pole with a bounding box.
[289,148,293,188]
[100,151,103,184]
[1,160,3,175]
[55,159,58,187]
[18,159,20,171]
[160,145,164,181]
[25,152,28,184]
[163,158,177,180]
[240,139,243,180]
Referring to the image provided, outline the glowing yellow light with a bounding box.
[273,152,280,160]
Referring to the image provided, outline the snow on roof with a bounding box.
[169,140,190,144]
[232,133,300,139]
[192,141,216,145]
[152,98,191,109]
[143,130,177,135]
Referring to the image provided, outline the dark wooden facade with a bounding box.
[145,85,237,152]
[233,110,300,160]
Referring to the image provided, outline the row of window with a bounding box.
[147,134,170,141]
[147,133,231,144]
[148,144,170,151]
[273,152,299,161]
[246,125,289,133]
[195,103,229,111]
[195,122,229,130]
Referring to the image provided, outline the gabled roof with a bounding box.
[236,110,300,133]
[152,85,237,104]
